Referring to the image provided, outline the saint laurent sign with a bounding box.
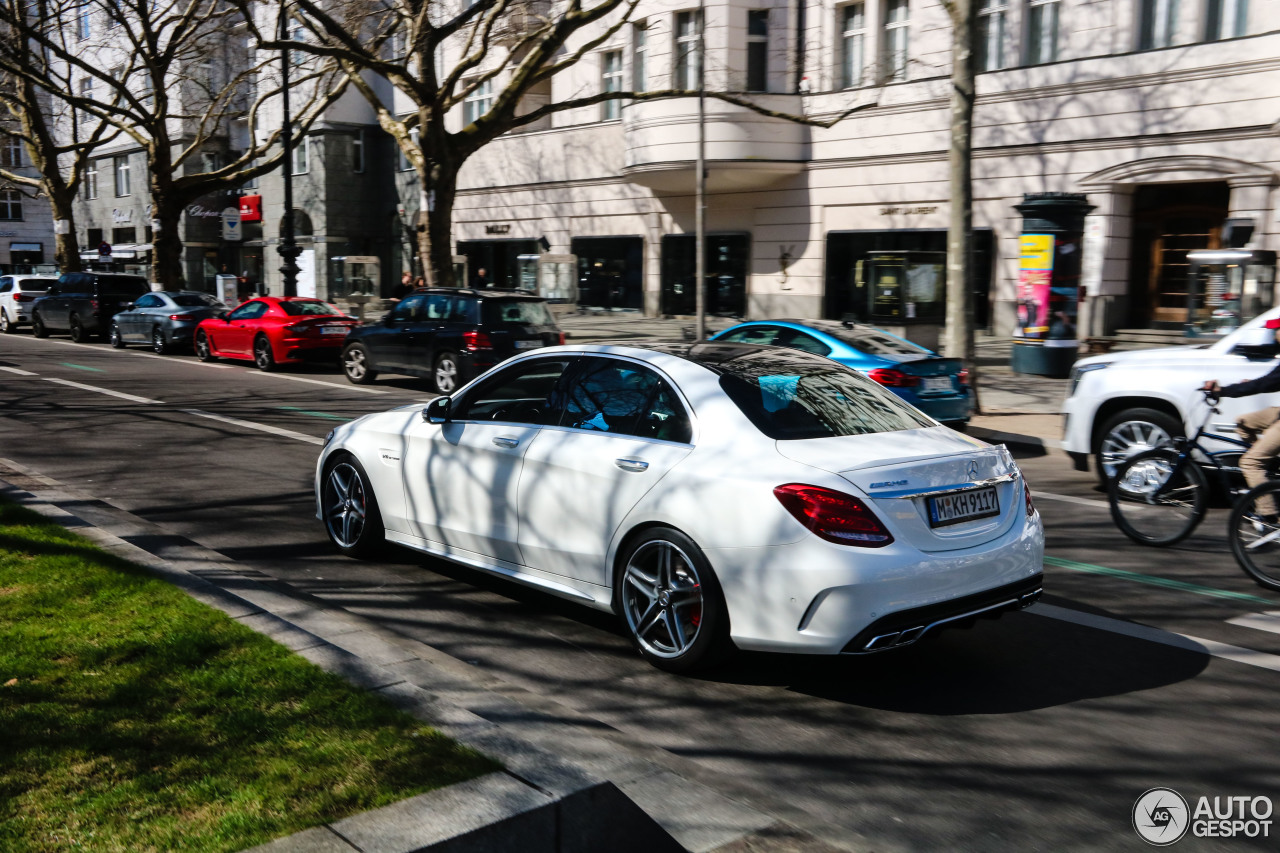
[880,206,939,216]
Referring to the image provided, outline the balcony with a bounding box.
[621,95,809,193]
[491,0,553,44]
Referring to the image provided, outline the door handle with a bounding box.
[492,437,520,448]
[615,458,649,472]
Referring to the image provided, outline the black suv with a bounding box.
[341,288,564,392]
[31,273,152,342]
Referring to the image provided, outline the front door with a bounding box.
[371,292,430,371]
[220,300,268,354]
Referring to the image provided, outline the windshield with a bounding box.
[482,299,555,327]
[171,293,223,308]
[279,300,344,317]
[716,351,935,439]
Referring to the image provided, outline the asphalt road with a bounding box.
[3,330,1280,852]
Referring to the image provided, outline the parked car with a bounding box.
[1064,307,1280,483]
[30,272,151,342]
[340,288,564,393]
[0,274,59,333]
[109,291,229,353]
[194,296,359,370]
[316,342,1044,673]
[710,320,972,426]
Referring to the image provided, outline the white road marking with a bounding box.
[242,370,390,394]
[127,350,234,368]
[44,377,161,405]
[1035,603,1280,674]
[1227,611,1280,636]
[0,366,37,375]
[181,408,325,445]
[1035,491,1112,510]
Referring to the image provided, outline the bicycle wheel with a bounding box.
[1228,480,1280,591]
[1109,448,1208,546]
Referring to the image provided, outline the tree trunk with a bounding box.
[150,199,184,290]
[418,164,458,288]
[48,188,82,273]
[944,0,979,410]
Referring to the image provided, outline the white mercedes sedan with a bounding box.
[316,343,1044,672]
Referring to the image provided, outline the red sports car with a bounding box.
[194,296,359,370]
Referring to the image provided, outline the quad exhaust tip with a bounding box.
[856,587,1042,653]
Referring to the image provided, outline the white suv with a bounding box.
[0,274,59,333]
[1063,308,1280,482]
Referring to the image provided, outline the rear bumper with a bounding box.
[281,339,347,363]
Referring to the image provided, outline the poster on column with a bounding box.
[1017,234,1055,339]
[296,249,316,298]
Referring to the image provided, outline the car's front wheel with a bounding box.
[342,343,378,385]
[615,527,733,673]
[321,455,385,558]
[433,351,460,394]
[109,322,125,348]
[1096,407,1183,484]
[195,330,217,362]
[253,334,276,371]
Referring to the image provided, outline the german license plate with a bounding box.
[321,325,348,335]
[920,376,953,393]
[927,486,999,527]
[514,340,542,350]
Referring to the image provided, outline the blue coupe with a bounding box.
[710,320,972,426]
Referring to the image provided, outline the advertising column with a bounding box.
[1011,192,1095,378]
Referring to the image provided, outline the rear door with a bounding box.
[124,293,163,339]
[405,293,466,373]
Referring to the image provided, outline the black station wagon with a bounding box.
[340,289,564,393]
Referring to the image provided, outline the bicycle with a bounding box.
[1227,470,1280,592]
[1108,391,1249,546]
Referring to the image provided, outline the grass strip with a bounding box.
[0,498,499,852]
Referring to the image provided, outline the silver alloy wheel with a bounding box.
[1100,419,1172,479]
[344,346,367,381]
[109,323,124,348]
[434,355,458,393]
[152,327,166,354]
[621,539,705,659]
[323,462,368,549]
[196,331,212,360]
[254,336,274,370]
[0,310,10,333]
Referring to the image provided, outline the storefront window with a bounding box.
[1184,250,1277,338]
[572,236,644,310]
[660,233,748,317]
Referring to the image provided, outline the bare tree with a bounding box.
[0,0,346,286]
[242,0,870,288]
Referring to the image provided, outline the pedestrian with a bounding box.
[413,275,425,289]
[473,267,491,289]
[390,270,413,303]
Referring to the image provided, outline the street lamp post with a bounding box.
[693,0,706,342]
[277,3,300,297]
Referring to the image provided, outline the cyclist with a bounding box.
[1202,319,1280,521]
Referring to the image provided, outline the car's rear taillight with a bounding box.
[14,292,31,302]
[773,484,894,547]
[957,368,970,385]
[169,313,194,321]
[89,298,99,312]
[867,368,920,388]
[1024,479,1036,519]
[464,330,493,351]
[557,332,566,345]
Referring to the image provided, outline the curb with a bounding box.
[0,459,848,853]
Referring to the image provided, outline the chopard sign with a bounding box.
[185,204,224,218]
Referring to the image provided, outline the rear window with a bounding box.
[171,293,223,308]
[823,325,931,357]
[716,352,934,439]
[482,299,555,327]
[17,279,52,291]
[98,277,150,298]
[278,300,343,316]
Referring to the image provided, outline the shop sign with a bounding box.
[879,206,938,216]
[485,224,512,235]
[1017,234,1055,337]
[239,194,262,222]
[185,204,223,218]
[111,208,132,223]
[221,207,242,241]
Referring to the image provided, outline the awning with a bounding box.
[10,242,42,252]
[80,243,153,261]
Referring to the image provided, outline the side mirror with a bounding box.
[423,396,452,424]
[124,302,135,310]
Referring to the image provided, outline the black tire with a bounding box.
[433,351,460,394]
[1108,448,1208,547]
[253,334,276,371]
[342,343,378,385]
[1096,407,1183,485]
[31,311,48,338]
[68,314,86,343]
[0,309,13,334]
[1228,481,1280,592]
[320,454,385,558]
[614,527,734,673]
[109,322,125,348]
[151,326,168,355]
[195,330,217,362]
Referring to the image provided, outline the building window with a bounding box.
[601,51,623,120]
[674,10,702,90]
[632,23,647,91]
[1026,0,1059,63]
[398,127,419,171]
[463,79,493,125]
[106,0,120,27]
[976,0,1006,71]
[1138,0,1178,49]
[78,78,93,123]
[745,10,769,91]
[290,135,308,174]
[1205,0,1246,39]
[112,226,136,245]
[883,0,910,82]
[0,189,21,221]
[85,161,99,199]
[113,154,130,197]
[352,129,364,173]
[840,3,867,88]
[1,136,20,167]
[78,8,90,39]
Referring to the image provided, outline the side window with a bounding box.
[560,358,692,442]
[776,329,832,356]
[454,357,575,425]
[0,279,11,293]
[228,301,267,321]
[134,294,162,308]
[720,326,780,346]
[392,292,428,321]
[425,293,452,320]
